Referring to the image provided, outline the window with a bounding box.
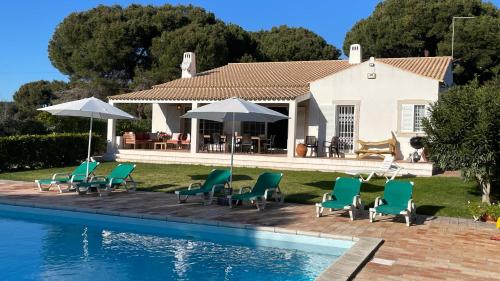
[242,121,265,136]
[413,105,426,132]
[199,120,222,135]
[401,104,428,133]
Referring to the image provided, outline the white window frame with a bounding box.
[398,100,430,136]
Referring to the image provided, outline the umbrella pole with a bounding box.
[230,112,235,188]
[86,116,93,178]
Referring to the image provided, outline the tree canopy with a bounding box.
[343,0,499,84]
[145,22,256,86]
[423,78,500,203]
[12,80,68,119]
[252,25,340,61]
[48,4,339,96]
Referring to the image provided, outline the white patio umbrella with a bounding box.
[181,97,289,187]
[38,97,135,177]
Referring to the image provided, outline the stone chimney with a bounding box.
[348,44,362,64]
[181,52,196,78]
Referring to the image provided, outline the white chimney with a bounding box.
[181,52,196,78]
[348,44,362,64]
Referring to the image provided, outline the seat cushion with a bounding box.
[36,178,69,185]
[375,204,406,215]
[77,178,125,188]
[231,193,260,201]
[321,200,349,209]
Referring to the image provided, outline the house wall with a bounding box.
[151,103,181,133]
[296,106,307,144]
[309,61,449,160]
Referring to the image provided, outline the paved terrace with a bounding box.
[0,180,498,281]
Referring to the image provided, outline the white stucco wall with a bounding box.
[296,106,307,143]
[151,103,181,133]
[309,61,450,160]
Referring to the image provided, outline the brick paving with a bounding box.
[0,180,498,281]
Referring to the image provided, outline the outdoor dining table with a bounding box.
[203,135,266,153]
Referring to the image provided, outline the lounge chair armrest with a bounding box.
[322,192,331,203]
[408,199,415,212]
[239,186,252,194]
[374,196,382,207]
[264,188,277,199]
[69,173,90,182]
[352,195,361,208]
[52,173,71,180]
[188,182,202,190]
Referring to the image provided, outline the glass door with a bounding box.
[336,105,355,153]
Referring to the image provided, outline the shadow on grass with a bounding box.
[416,205,445,216]
[467,186,481,197]
[361,183,384,193]
[304,180,333,191]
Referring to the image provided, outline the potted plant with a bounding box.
[157,132,170,142]
[296,142,307,157]
[483,203,500,223]
[468,201,500,223]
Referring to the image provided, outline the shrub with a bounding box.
[467,201,500,221]
[117,118,151,135]
[424,79,500,203]
[467,201,487,221]
[486,203,500,220]
[0,133,106,171]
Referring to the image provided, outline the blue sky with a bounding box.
[0,0,497,101]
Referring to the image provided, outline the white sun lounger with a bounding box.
[346,156,402,182]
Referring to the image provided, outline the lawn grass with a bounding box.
[0,162,481,218]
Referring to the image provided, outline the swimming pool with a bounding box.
[0,204,353,281]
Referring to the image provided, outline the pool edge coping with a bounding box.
[0,199,382,281]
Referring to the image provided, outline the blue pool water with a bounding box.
[0,205,352,281]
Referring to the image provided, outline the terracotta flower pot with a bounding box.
[296,143,307,157]
[481,214,497,223]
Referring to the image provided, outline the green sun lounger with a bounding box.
[76,163,137,197]
[369,180,416,227]
[315,177,363,221]
[228,172,284,211]
[35,161,100,193]
[175,169,231,205]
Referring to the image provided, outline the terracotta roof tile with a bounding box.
[110,57,452,101]
[153,60,353,88]
[378,57,452,81]
[111,87,309,101]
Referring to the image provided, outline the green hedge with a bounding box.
[0,133,106,171]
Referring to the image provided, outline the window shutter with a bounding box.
[401,104,414,132]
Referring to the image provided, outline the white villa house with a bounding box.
[106,45,453,176]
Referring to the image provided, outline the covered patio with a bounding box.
[107,95,311,158]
